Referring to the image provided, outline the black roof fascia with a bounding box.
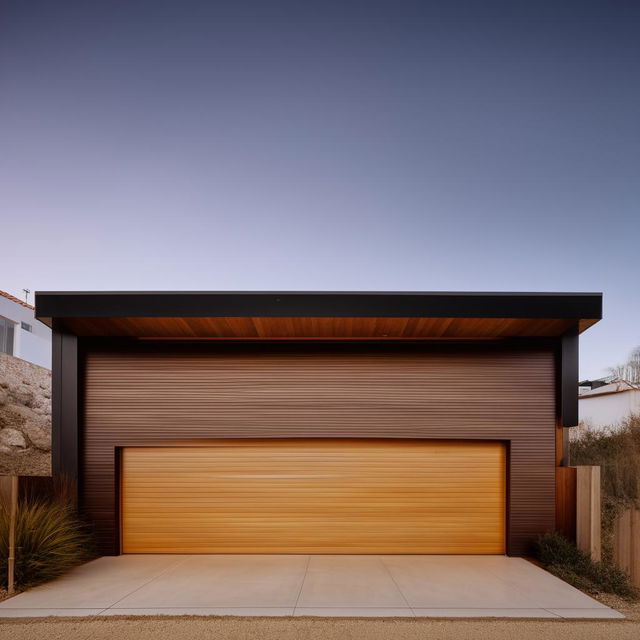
[35,291,603,323]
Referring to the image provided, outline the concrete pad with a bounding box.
[296,555,407,608]
[99,607,295,616]
[479,557,610,609]
[548,608,626,619]
[381,555,533,608]
[295,607,414,617]
[412,608,561,618]
[0,555,187,609]
[0,554,621,619]
[0,608,106,617]
[111,554,308,608]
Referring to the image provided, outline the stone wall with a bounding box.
[0,353,51,475]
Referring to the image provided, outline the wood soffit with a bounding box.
[35,291,602,339]
[51,315,597,339]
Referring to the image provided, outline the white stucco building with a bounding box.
[0,290,51,369]
[578,379,640,430]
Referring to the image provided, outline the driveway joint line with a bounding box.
[101,556,190,610]
[293,606,413,610]
[480,558,552,609]
[412,607,557,611]
[292,554,311,615]
[379,556,414,610]
[103,605,297,609]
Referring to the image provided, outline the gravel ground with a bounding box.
[1,613,639,640]
[597,596,640,621]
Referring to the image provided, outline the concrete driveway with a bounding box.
[0,554,622,618]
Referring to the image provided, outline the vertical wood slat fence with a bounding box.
[576,465,601,562]
[556,465,601,561]
[1,475,56,504]
[0,476,19,594]
[556,466,577,542]
[557,466,640,589]
[0,475,15,506]
[613,509,640,588]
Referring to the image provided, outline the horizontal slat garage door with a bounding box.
[121,440,506,554]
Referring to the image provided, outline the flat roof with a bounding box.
[35,291,602,340]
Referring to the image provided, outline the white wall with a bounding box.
[579,390,640,430]
[19,329,51,369]
[0,295,51,369]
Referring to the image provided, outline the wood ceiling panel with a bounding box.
[58,316,579,339]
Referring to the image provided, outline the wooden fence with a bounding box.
[576,465,601,562]
[558,467,640,588]
[556,466,577,542]
[0,475,55,505]
[556,465,601,561]
[613,508,640,588]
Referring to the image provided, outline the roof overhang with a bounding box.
[35,291,602,340]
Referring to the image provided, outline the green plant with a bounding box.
[0,495,93,590]
[535,532,639,601]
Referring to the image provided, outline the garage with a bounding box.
[38,291,601,555]
[121,439,506,554]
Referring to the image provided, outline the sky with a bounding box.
[1,0,638,379]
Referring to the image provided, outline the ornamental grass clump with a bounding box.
[0,494,93,590]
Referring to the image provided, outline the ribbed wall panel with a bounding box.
[83,344,556,555]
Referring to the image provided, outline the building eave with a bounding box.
[35,290,602,340]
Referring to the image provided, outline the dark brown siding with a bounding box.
[82,343,556,555]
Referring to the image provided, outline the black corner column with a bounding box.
[51,329,79,501]
[560,326,579,428]
[559,327,579,466]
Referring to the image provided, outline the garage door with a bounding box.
[121,440,506,554]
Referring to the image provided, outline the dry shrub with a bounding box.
[571,413,640,562]
[572,413,640,505]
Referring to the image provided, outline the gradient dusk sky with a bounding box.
[1,1,638,378]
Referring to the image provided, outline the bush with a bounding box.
[535,532,639,601]
[571,414,640,562]
[571,414,640,509]
[0,495,93,590]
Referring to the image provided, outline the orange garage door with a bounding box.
[121,440,506,554]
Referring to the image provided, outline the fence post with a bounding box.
[576,465,601,561]
[632,510,640,587]
[8,475,18,594]
[556,466,577,542]
[614,508,640,588]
